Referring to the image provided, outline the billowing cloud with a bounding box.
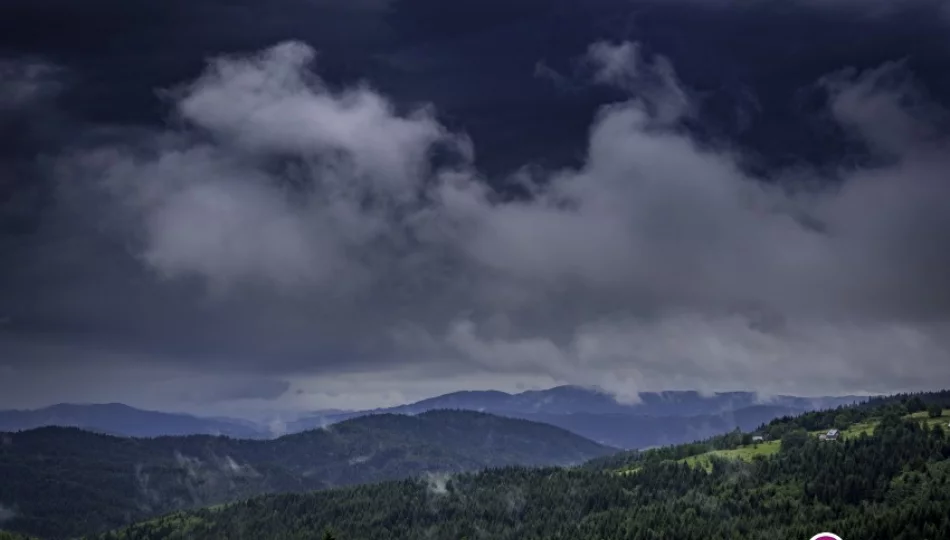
[2,31,950,411]
[585,41,689,124]
[75,42,456,294]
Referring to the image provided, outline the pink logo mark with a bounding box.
[809,534,842,540]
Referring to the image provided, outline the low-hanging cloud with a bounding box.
[0,503,15,524]
[7,35,950,408]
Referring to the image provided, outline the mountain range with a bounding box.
[0,410,613,539]
[0,387,867,449]
[290,387,867,448]
[0,403,264,439]
[85,391,950,540]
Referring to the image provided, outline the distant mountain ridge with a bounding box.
[0,387,868,447]
[0,403,267,439]
[0,410,613,539]
[298,386,867,418]
[290,386,868,448]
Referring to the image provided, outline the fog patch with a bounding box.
[133,463,162,511]
[0,504,16,524]
[266,417,289,438]
[424,471,453,496]
[504,486,526,515]
[173,451,203,479]
[220,454,260,477]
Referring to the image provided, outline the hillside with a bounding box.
[0,404,266,439]
[509,405,810,449]
[290,387,865,448]
[609,407,950,476]
[92,392,950,540]
[0,410,613,539]
[586,390,950,472]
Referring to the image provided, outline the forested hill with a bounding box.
[95,392,950,540]
[0,410,613,539]
[293,386,865,449]
[586,390,950,471]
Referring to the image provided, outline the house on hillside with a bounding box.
[819,429,840,441]
[751,435,765,443]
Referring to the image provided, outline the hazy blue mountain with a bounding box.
[0,410,614,539]
[0,387,862,446]
[0,403,268,438]
[511,405,800,448]
[293,385,866,419]
[290,387,867,448]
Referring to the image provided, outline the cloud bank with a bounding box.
[3,35,950,411]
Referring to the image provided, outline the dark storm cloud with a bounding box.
[2,0,950,411]
[0,60,60,109]
[0,58,66,236]
[0,504,15,524]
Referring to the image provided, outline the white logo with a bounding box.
[809,534,843,540]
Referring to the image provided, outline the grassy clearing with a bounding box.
[907,409,950,430]
[680,441,780,472]
[907,410,945,419]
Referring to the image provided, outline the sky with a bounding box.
[2,0,950,417]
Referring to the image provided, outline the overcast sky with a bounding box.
[2,0,950,416]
